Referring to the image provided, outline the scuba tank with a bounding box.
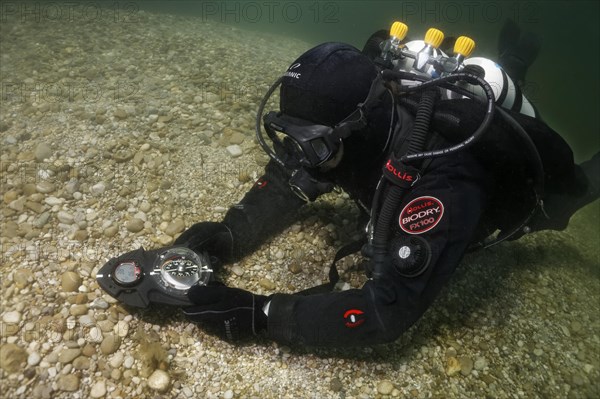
[379,23,538,118]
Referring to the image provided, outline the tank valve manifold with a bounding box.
[379,22,476,79]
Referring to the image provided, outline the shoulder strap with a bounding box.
[296,237,366,296]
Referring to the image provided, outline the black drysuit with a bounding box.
[198,99,591,347]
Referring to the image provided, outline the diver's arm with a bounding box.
[267,154,487,346]
[221,160,306,261]
[176,160,306,263]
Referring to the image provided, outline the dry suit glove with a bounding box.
[183,284,268,341]
[174,222,233,263]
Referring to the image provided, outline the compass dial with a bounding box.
[154,247,211,291]
[163,258,199,276]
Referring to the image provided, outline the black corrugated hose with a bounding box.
[371,88,439,279]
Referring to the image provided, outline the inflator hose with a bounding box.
[371,88,439,279]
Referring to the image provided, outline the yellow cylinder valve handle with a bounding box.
[454,36,476,58]
[424,28,444,49]
[390,21,408,41]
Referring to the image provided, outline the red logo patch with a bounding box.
[254,178,268,189]
[399,196,444,234]
[344,309,365,328]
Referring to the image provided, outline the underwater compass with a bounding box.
[96,246,213,308]
[156,249,205,290]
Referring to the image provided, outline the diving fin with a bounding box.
[497,19,542,85]
[528,151,600,232]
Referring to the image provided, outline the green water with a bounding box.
[139,0,600,162]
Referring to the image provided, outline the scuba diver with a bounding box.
[97,22,599,346]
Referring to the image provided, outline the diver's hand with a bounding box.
[174,222,233,262]
[183,285,268,341]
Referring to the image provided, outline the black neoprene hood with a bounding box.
[279,42,378,127]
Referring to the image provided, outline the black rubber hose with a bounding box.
[372,88,439,279]
[402,75,495,163]
[255,77,285,168]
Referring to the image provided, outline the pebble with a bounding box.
[33,384,52,399]
[114,108,128,119]
[61,271,82,292]
[110,369,122,381]
[104,225,118,237]
[148,369,171,392]
[446,356,462,376]
[140,201,152,212]
[23,183,37,195]
[3,190,18,204]
[58,348,81,364]
[57,211,75,224]
[27,352,41,366]
[25,200,44,213]
[90,182,106,196]
[226,145,243,158]
[90,298,110,310]
[33,212,51,228]
[165,218,185,236]
[231,265,244,276]
[90,380,107,398]
[36,181,55,194]
[97,320,115,332]
[81,344,95,357]
[126,218,145,233]
[13,269,33,289]
[377,380,394,395]
[330,378,343,392]
[223,389,234,399]
[9,197,25,211]
[70,304,88,316]
[35,142,53,161]
[474,357,487,371]
[259,278,276,290]
[288,261,302,274]
[57,374,80,391]
[229,132,245,145]
[44,196,64,206]
[123,356,134,368]
[109,351,124,368]
[459,357,474,376]
[2,311,21,324]
[87,327,104,343]
[114,320,129,337]
[72,356,90,370]
[0,344,27,373]
[100,334,121,355]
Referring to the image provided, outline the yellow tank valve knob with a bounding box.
[454,36,475,58]
[424,28,444,48]
[390,21,408,41]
